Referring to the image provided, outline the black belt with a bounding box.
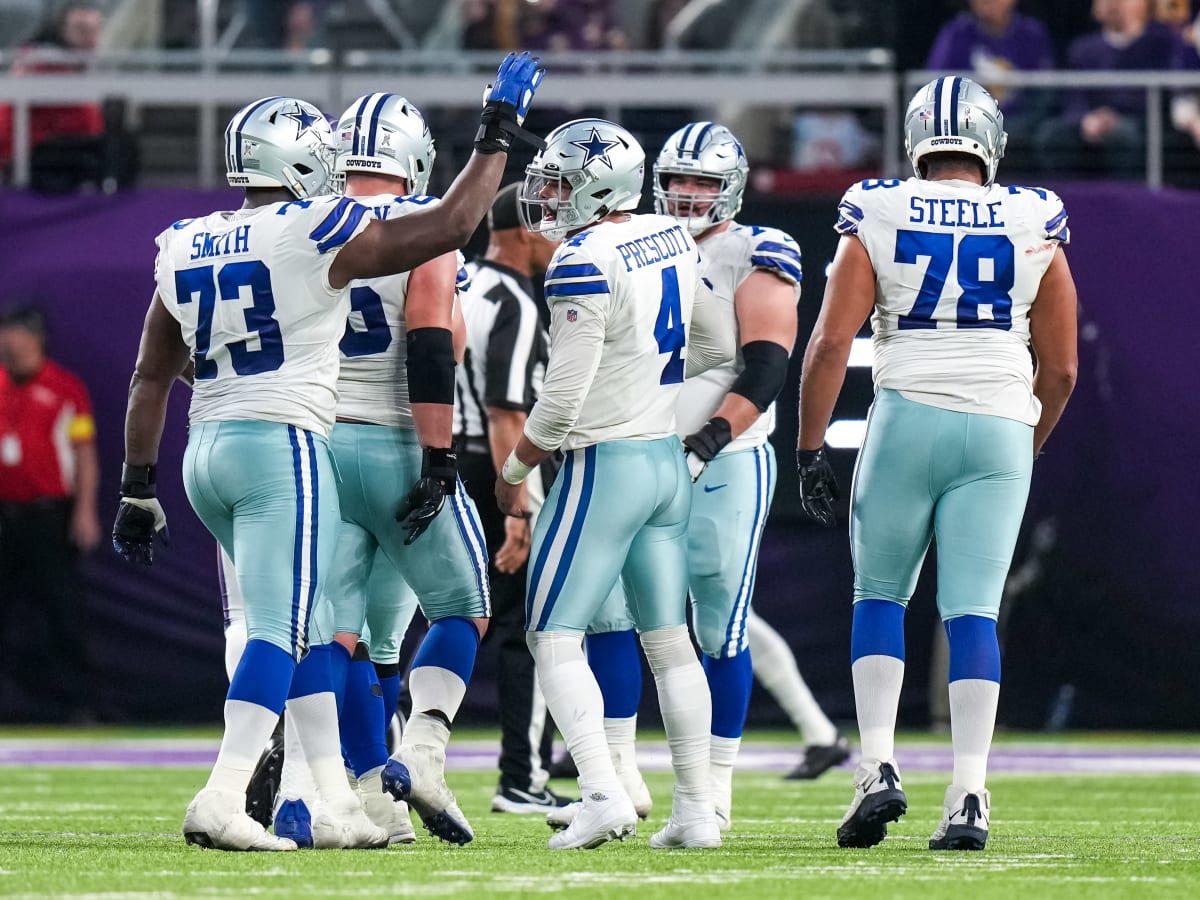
[455,435,491,456]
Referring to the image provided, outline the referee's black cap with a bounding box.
[488,182,523,232]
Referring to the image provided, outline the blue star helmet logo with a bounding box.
[282,104,322,140]
[569,127,621,170]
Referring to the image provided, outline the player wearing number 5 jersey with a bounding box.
[113,52,547,853]
[797,76,1077,852]
[495,118,734,851]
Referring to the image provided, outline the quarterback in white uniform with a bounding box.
[797,76,1077,851]
[113,53,547,853]
[494,117,733,851]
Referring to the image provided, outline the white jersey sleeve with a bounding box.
[838,177,1068,425]
[336,193,453,427]
[154,195,372,436]
[524,214,702,452]
[676,223,802,451]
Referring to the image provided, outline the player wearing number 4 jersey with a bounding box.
[797,76,1077,852]
[495,118,735,851]
[112,53,547,852]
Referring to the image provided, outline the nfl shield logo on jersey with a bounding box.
[566,309,578,322]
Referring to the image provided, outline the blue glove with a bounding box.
[796,446,840,528]
[476,52,547,154]
[395,447,458,545]
[112,464,170,564]
[485,51,545,125]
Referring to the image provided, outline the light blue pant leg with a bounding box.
[851,389,1033,619]
[587,581,636,635]
[331,423,490,621]
[362,551,420,666]
[183,421,340,659]
[688,443,776,658]
[528,437,692,633]
[326,519,378,638]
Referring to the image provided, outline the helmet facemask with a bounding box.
[653,122,748,236]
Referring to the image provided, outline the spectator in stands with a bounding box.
[0,1,138,192]
[0,2,105,183]
[1034,0,1182,178]
[517,0,627,51]
[926,1,1056,171]
[0,303,100,722]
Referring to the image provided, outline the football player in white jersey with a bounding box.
[320,92,491,846]
[549,121,848,834]
[797,76,1077,851]
[495,118,734,851]
[112,52,546,852]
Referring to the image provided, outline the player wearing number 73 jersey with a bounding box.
[496,117,735,851]
[797,75,1078,852]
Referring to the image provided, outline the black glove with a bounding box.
[796,445,840,528]
[396,447,458,545]
[112,463,170,565]
[682,417,732,482]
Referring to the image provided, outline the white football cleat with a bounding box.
[547,790,637,850]
[547,780,651,832]
[311,799,390,849]
[385,745,474,845]
[929,785,990,851]
[837,758,907,848]
[359,772,417,845]
[183,788,298,852]
[649,816,722,849]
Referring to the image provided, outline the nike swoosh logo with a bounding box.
[703,483,728,493]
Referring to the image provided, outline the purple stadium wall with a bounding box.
[0,183,1196,728]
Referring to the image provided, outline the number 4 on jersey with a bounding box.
[654,265,686,384]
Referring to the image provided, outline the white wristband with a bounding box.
[501,449,534,485]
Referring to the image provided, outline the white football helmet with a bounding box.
[334,93,436,195]
[653,121,748,236]
[224,96,336,199]
[905,75,1007,186]
[519,118,644,241]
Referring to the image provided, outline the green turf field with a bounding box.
[1,732,1198,898]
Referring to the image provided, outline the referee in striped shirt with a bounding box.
[455,184,570,813]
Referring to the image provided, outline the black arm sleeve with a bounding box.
[729,340,791,412]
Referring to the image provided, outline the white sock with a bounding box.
[747,613,838,745]
[851,655,905,765]
[641,626,711,807]
[949,678,1000,793]
[529,632,623,796]
[400,710,450,752]
[287,692,358,808]
[710,734,740,815]
[604,715,638,774]
[408,666,467,723]
[205,699,281,795]
[279,713,318,801]
[528,669,550,793]
[223,621,248,684]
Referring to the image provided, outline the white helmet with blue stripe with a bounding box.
[519,118,644,242]
[224,96,336,199]
[653,121,748,236]
[334,93,436,195]
[905,75,1007,186]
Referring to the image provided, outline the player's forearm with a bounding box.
[797,334,852,450]
[1032,366,1077,456]
[411,402,454,449]
[123,374,172,466]
[487,407,528,473]
[705,393,762,441]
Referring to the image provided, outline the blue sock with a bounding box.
[585,629,641,718]
[703,649,754,739]
[341,656,388,776]
[374,662,401,726]
[228,639,296,714]
[411,617,480,684]
[850,598,907,664]
[289,642,351,714]
[945,615,1001,683]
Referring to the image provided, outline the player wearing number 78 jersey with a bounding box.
[495,117,735,851]
[797,75,1078,852]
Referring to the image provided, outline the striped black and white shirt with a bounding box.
[454,259,547,443]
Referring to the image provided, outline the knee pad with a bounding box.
[526,630,586,670]
[638,624,697,673]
